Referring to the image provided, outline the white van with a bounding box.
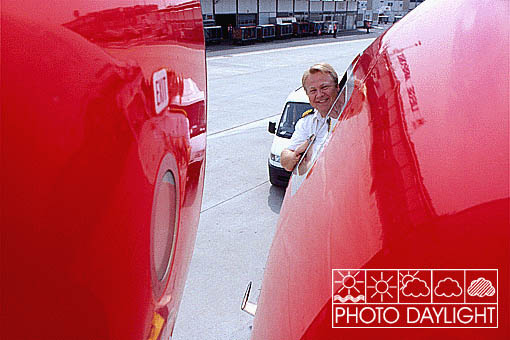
[268,87,313,187]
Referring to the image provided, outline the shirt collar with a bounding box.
[313,109,327,121]
[313,109,333,121]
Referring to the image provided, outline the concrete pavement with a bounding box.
[206,24,390,57]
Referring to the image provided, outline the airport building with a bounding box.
[359,0,425,24]
[200,0,425,43]
[201,1,357,28]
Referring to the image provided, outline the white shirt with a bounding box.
[287,109,335,157]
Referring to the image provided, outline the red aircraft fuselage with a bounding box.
[2,1,206,339]
[252,1,509,339]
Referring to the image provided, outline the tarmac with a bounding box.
[206,25,390,57]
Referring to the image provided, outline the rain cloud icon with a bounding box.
[434,278,462,297]
[402,277,430,297]
[467,278,496,297]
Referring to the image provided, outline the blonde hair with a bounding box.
[302,63,339,90]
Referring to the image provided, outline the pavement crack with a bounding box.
[200,181,268,213]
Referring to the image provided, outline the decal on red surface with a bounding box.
[332,269,498,328]
[153,69,169,114]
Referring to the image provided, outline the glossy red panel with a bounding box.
[252,1,508,339]
[2,1,206,339]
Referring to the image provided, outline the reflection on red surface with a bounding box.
[2,1,205,339]
[63,3,203,47]
[366,49,437,249]
[251,1,509,339]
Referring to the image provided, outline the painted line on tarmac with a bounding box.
[208,38,375,60]
[208,114,280,139]
[200,180,268,213]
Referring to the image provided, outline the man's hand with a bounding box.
[280,139,311,172]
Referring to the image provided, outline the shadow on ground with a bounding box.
[267,184,286,214]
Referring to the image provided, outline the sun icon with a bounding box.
[400,271,420,290]
[334,271,364,297]
[367,272,397,302]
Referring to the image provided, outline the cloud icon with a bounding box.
[402,278,430,297]
[468,277,495,297]
[435,278,462,297]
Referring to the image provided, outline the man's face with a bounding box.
[304,72,339,117]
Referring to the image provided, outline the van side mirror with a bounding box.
[268,121,276,134]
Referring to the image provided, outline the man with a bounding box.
[281,63,343,173]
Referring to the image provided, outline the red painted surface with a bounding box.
[252,1,508,339]
[1,1,206,339]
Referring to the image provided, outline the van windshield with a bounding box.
[277,102,313,138]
